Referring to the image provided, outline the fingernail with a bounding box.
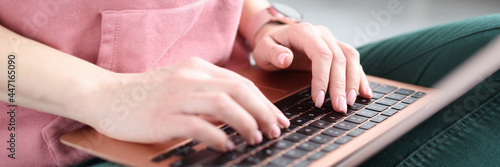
[254,130,263,144]
[338,96,347,113]
[315,90,325,108]
[271,124,281,138]
[226,140,235,151]
[347,89,356,106]
[278,114,290,128]
[277,53,289,65]
[366,86,372,98]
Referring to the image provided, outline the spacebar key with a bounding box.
[175,149,219,167]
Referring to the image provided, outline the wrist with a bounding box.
[65,70,124,127]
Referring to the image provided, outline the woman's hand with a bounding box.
[88,57,290,152]
[252,22,372,113]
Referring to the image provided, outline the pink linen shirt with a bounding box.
[0,0,250,166]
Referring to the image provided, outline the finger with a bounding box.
[193,78,282,139]
[358,65,372,98]
[178,58,289,130]
[311,26,348,113]
[336,41,361,106]
[253,36,294,70]
[176,92,262,145]
[165,115,234,152]
[272,23,333,108]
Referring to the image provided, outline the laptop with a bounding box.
[61,36,500,167]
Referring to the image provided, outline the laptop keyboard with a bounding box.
[152,82,426,167]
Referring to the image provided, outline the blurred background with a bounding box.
[270,0,500,47]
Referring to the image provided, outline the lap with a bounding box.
[359,14,500,167]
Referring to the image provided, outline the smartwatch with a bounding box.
[246,2,303,46]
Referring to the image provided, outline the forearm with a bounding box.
[0,25,115,124]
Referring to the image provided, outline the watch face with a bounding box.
[272,2,303,22]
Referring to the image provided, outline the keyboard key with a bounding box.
[255,147,281,158]
[284,149,308,159]
[218,151,243,161]
[309,120,332,129]
[371,115,388,123]
[297,126,320,136]
[230,135,244,145]
[270,140,294,149]
[369,82,380,89]
[172,146,195,157]
[335,136,353,144]
[347,128,365,137]
[392,103,408,110]
[373,85,397,94]
[297,141,321,151]
[333,121,357,131]
[321,113,344,123]
[152,152,172,162]
[356,97,374,105]
[311,106,333,113]
[348,103,365,111]
[174,149,218,167]
[222,126,236,135]
[301,99,316,106]
[371,92,385,99]
[348,108,359,115]
[288,124,299,131]
[381,109,399,116]
[402,97,418,104]
[239,155,264,165]
[385,93,407,101]
[322,127,346,137]
[345,115,368,124]
[412,92,427,98]
[310,134,334,144]
[301,110,325,120]
[394,88,415,95]
[283,110,300,118]
[322,143,340,152]
[289,104,312,113]
[359,121,377,130]
[269,157,294,166]
[274,95,308,110]
[376,98,398,106]
[308,151,327,160]
[291,117,311,126]
[356,109,378,118]
[366,103,389,112]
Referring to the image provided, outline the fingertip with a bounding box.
[314,90,325,108]
[278,113,290,128]
[271,124,281,138]
[337,96,347,113]
[277,53,289,66]
[346,89,356,106]
[225,140,235,152]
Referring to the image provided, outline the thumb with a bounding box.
[253,37,294,70]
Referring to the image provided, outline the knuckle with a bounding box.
[314,75,330,85]
[296,22,315,34]
[316,25,329,32]
[331,81,347,90]
[315,49,333,61]
[212,93,232,109]
[344,47,360,60]
[332,53,347,65]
